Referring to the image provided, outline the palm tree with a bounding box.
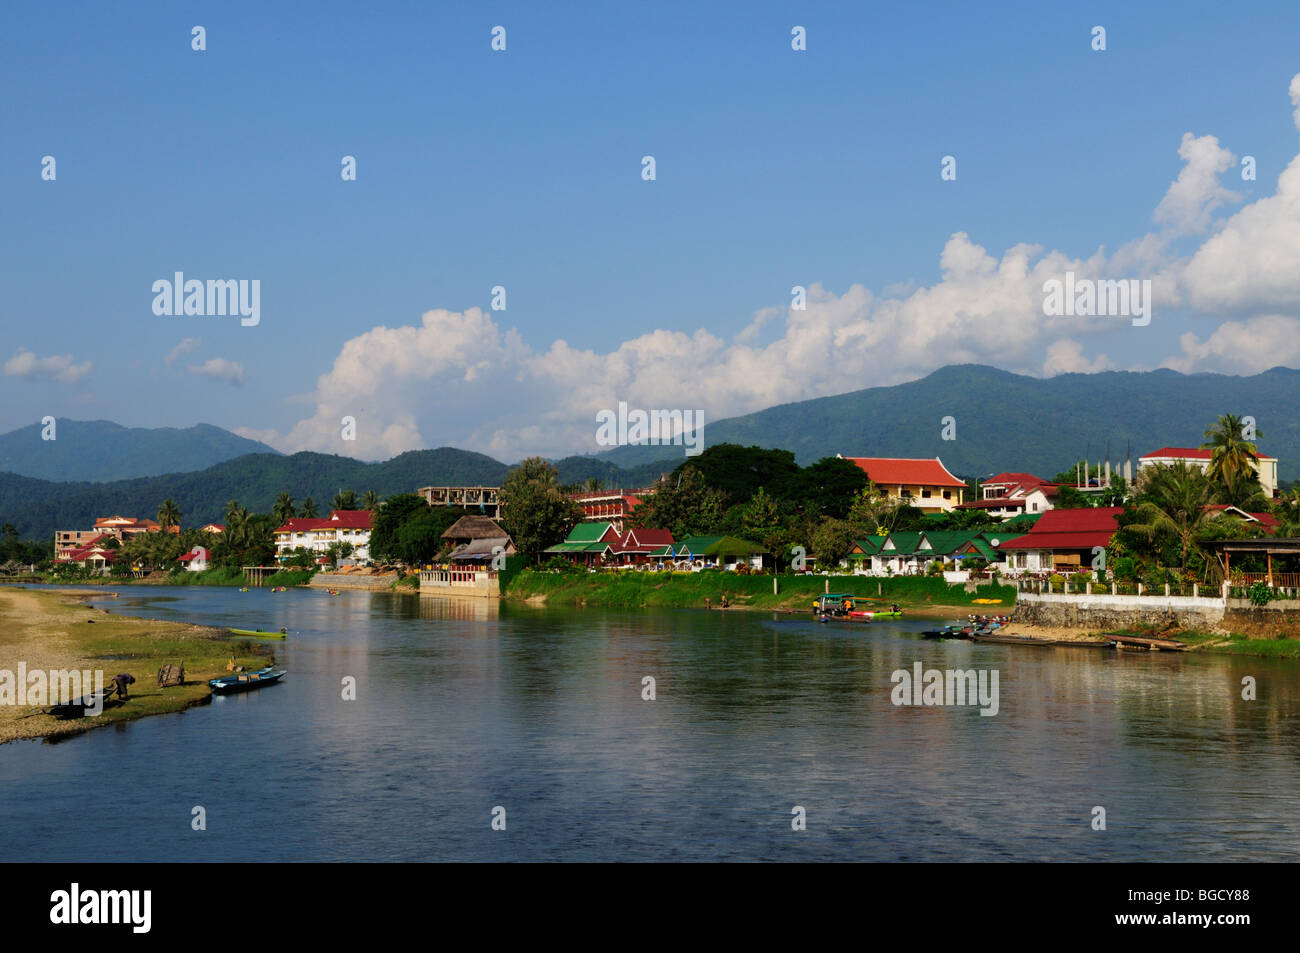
[1203,414,1263,503]
[332,489,357,511]
[272,492,296,525]
[361,489,379,511]
[299,497,319,518]
[1126,462,1217,576]
[157,499,181,530]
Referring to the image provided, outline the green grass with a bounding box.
[504,570,1016,611]
[264,569,315,587]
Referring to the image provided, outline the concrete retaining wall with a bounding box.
[308,572,399,591]
[1015,591,1226,629]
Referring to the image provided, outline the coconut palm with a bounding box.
[1126,462,1217,576]
[361,489,379,511]
[299,497,319,518]
[332,490,357,511]
[157,498,181,530]
[272,492,297,525]
[1203,414,1263,502]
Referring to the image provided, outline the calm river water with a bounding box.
[2,584,1299,861]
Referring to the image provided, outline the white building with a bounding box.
[1139,446,1278,498]
[273,510,373,564]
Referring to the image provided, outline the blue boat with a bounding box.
[208,667,287,695]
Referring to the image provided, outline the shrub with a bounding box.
[1247,581,1279,608]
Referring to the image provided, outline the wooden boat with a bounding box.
[227,627,286,639]
[45,688,118,719]
[922,626,974,640]
[970,632,1054,646]
[1051,639,1114,649]
[1103,632,1189,652]
[209,667,287,694]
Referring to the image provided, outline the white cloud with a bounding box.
[1153,133,1239,234]
[2,348,92,384]
[1041,339,1115,376]
[250,73,1300,460]
[166,337,201,365]
[1160,315,1300,374]
[187,358,245,384]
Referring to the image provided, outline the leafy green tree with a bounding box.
[499,458,584,561]
[630,466,726,538]
[810,517,857,569]
[361,489,380,511]
[157,498,181,530]
[272,492,296,525]
[299,497,319,518]
[1126,462,1216,576]
[673,444,800,505]
[846,482,906,535]
[778,457,870,518]
[1203,413,1263,503]
[370,494,436,564]
[332,490,358,511]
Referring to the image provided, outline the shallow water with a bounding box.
[2,584,1298,861]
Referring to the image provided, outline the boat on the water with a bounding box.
[209,667,287,694]
[970,632,1055,646]
[227,627,287,639]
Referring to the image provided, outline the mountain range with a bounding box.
[2,364,1296,540]
[0,419,279,482]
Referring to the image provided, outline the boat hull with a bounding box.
[209,668,287,694]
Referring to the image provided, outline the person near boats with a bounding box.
[112,673,135,699]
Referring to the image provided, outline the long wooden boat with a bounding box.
[227,627,286,639]
[1050,639,1115,649]
[970,632,1055,646]
[1103,632,1189,652]
[209,667,287,694]
[45,688,119,719]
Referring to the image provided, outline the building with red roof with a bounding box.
[569,489,651,533]
[998,507,1124,573]
[836,456,968,513]
[1139,446,1279,497]
[178,546,212,572]
[54,516,179,562]
[608,527,676,566]
[273,510,374,564]
[956,471,1060,518]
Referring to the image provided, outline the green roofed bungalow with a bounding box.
[673,535,767,571]
[543,521,621,566]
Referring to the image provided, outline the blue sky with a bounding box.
[4,1,1300,461]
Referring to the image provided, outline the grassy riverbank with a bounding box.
[42,567,317,588]
[0,587,272,745]
[504,570,1016,614]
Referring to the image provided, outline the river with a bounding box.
[2,584,1299,861]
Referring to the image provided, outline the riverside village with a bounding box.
[19,412,1300,654]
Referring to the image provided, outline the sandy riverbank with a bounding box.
[0,587,270,745]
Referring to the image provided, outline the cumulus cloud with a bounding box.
[1154,133,1239,234]
[1041,339,1115,376]
[251,73,1300,460]
[187,358,245,384]
[2,348,92,384]
[166,337,201,365]
[1160,315,1300,374]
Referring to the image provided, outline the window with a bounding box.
[921,489,933,498]
[942,491,952,500]
[901,490,912,499]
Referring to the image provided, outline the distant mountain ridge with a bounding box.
[3,365,1296,540]
[0,447,664,541]
[0,419,281,482]
[591,364,1300,483]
